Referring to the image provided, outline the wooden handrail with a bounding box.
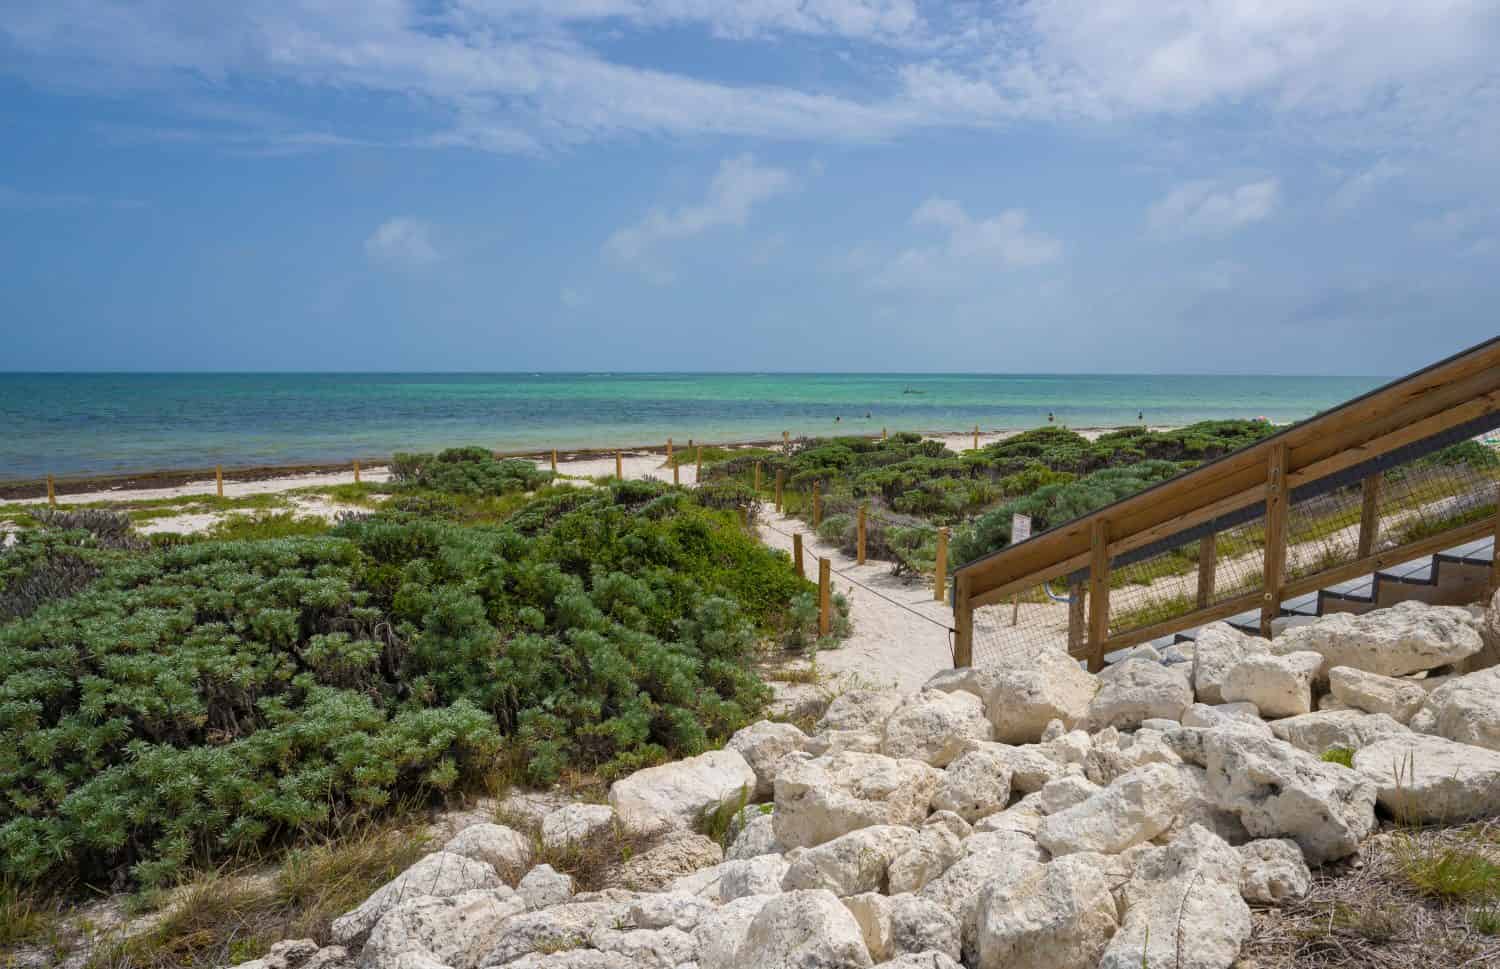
[952,335,1500,666]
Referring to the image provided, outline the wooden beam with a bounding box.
[793,532,804,579]
[1261,443,1289,637]
[1196,534,1217,609]
[551,449,558,472]
[1094,591,1264,655]
[1087,518,1110,672]
[1358,474,1382,558]
[1067,581,1086,657]
[953,572,973,668]
[856,504,867,565]
[818,558,831,637]
[353,459,361,484]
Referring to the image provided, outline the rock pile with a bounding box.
[234,593,1500,969]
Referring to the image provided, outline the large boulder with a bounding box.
[730,889,874,969]
[881,690,993,766]
[1353,733,1500,823]
[982,651,1098,743]
[359,888,524,969]
[331,851,504,946]
[1191,623,1270,705]
[609,832,722,892]
[1221,651,1324,719]
[1171,728,1376,863]
[1408,667,1500,752]
[1268,709,1409,757]
[919,840,1047,960]
[727,720,809,800]
[1328,666,1429,724]
[227,941,348,969]
[819,690,904,732]
[541,803,616,852]
[1037,762,1185,856]
[774,750,940,849]
[887,823,964,895]
[1098,825,1250,969]
[609,749,757,836]
[1168,764,1250,845]
[516,863,573,909]
[1237,838,1312,904]
[974,855,1119,969]
[479,896,634,967]
[781,824,919,896]
[843,892,961,964]
[1273,601,1483,676]
[930,749,1012,823]
[720,855,793,901]
[1182,701,1271,734]
[727,808,782,860]
[1086,658,1193,731]
[693,893,774,969]
[1082,728,1181,786]
[441,824,532,884]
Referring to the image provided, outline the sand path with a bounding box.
[755,503,956,694]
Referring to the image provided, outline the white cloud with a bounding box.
[867,198,1062,288]
[1147,178,1280,239]
[487,0,924,43]
[365,218,440,268]
[1330,160,1403,212]
[605,155,793,272]
[1414,207,1483,242]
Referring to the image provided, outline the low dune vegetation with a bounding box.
[0,447,818,898]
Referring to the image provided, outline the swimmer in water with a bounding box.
[1048,411,1054,423]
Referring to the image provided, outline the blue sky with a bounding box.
[2,1,1498,375]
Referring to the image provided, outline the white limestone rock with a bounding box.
[1353,733,1500,823]
[492,951,634,969]
[818,690,904,733]
[1098,825,1250,969]
[331,851,503,947]
[781,824,918,896]
[1238,838,1311,904]
[1273,601,1483,677]
[929,748,1012,823]
[359,888,524,969]
[974,855,1118,969]
[1408,667,1500,752]
[727,808,781,860]
[874,954,963,969]
[610,832,723,892]
[727,720,809,800]
[1221,651,1325,719]
[1035,775,1101,815]
[1268,709,1409,757]
[887,824,963,895]
[692,893,773,969]
[918,840,1047,960]
[773,750,940,849]
[1172,727,1376,863]
[479,897,634,967]
[1328,666,1429,724]
[517,863,574,909]
[1191,623,1271,705]
[540,803,616,853]
[227,940,349,969]
[441,824,531,884]
[720,854,792,901]
[881,689,993,766]
[981,651,1099,744]
[729,889,873,969]
[609,749,756,837]
[1182,702,1270,734]
[842,892,960,964]
[1167,764,1251,846]
[1082,728,1182,785]
[1037,762,1185,857]
[625,892,717,932]
[1086,658,1194,731]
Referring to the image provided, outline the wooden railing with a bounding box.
[952,335,1500,672]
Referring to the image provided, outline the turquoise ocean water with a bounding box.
[0,373,1385,481]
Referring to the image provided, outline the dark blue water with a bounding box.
[0,372,1384,480]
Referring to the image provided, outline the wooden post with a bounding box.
[856,505,867,565]
[353,459,361,484]
[783,430,789,449]
[754,461,762,493]
[882,427,887,441]
[953,572,973,668]
[695,446,702,481]
[812,486,822,528]
[1067,580,1086,657]
[673,461,680,486]
[793,533,805,578]
[1011,592,1022,626]
[1358,473,1382,558]
[615,450,623,480]
[550,449,558,472]
[1196,534,1217,609]
[775,469,784,512]
[47,474,56,507]
[1087,518,1110,672]
[215,465,224,498]
[973,424,979,451]
[666,438,673,462]
[1261,443,1290,638]
[933,527,949,602]
[818,558,831,637]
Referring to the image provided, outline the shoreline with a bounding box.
[0,424,1171,500]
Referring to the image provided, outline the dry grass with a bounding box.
[1242,822,1500,968]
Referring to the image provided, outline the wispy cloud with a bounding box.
[365,218,440,269]
[1330,159,1403,212]
[1147,178,1280,239]
[605,155,794,279]
[0,185,146,210]
[862,197,1063,289]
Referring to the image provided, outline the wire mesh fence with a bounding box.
[968,432,1500,671]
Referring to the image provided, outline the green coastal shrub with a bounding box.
[0,477,809,891]
[390,447,554,496]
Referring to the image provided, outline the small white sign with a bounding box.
[1011,513,1032,545]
